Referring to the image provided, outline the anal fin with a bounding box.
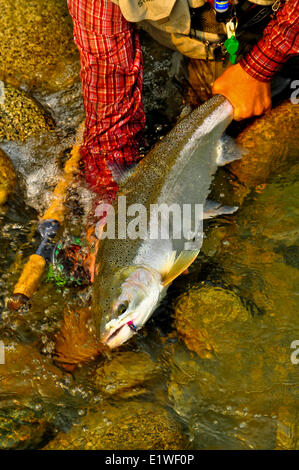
[216,134,244,166]
[203,200,238,219]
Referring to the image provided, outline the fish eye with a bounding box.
[116,301,129,316]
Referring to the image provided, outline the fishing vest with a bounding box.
[110,0,277,60]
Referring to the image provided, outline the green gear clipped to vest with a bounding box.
[224,35,239,64]
[224,17,239,64]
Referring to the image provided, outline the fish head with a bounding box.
[97,266,162,349]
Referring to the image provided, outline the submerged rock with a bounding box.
[174,285,249,358]
[230,101,299,204]
[44,400,188,450]
[208,100,299,211]
[276,407,299,450]
[0,340,72,449]
[0,406,52,450]
[0,340,69,404]
[94,351,161,398]
[0,101,84,214]
[0,147,16,204]
[0,0,80,92]
[0,82,55,141]
[165,340,294,449]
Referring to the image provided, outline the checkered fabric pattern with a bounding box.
[68,0,145,199]
[240,0,299,81]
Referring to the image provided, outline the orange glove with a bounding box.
[212,63,271,121]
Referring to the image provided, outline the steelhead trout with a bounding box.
[93,95,242,348]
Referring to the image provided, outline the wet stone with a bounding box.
[276,407,299,450]
[165,342,283,449]
[230,101,299,203]
[208,101,299,210]
[0,0,80,92]
[0,406,52,450]
[0,147,16,204]
[188,404,277,450]
[174,285,250,358]
[44,400,188,450]
[0,339,72,449]
[166,343,219,418]
[94,351,161,398]
[0,82,55,141]
[0,340,70,405]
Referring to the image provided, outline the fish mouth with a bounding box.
[101,321,136,349]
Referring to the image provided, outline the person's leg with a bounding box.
[67,0,145,201]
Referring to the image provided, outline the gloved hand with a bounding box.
[212,63,271,121]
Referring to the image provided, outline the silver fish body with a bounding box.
[93,95,239,348]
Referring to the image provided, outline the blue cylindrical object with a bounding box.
[214,0,229,12]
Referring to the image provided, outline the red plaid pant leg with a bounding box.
[67,0,145,200]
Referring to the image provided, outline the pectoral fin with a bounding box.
[216,134,244,166]
[161,250,199,287]
[203,200,238,219]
